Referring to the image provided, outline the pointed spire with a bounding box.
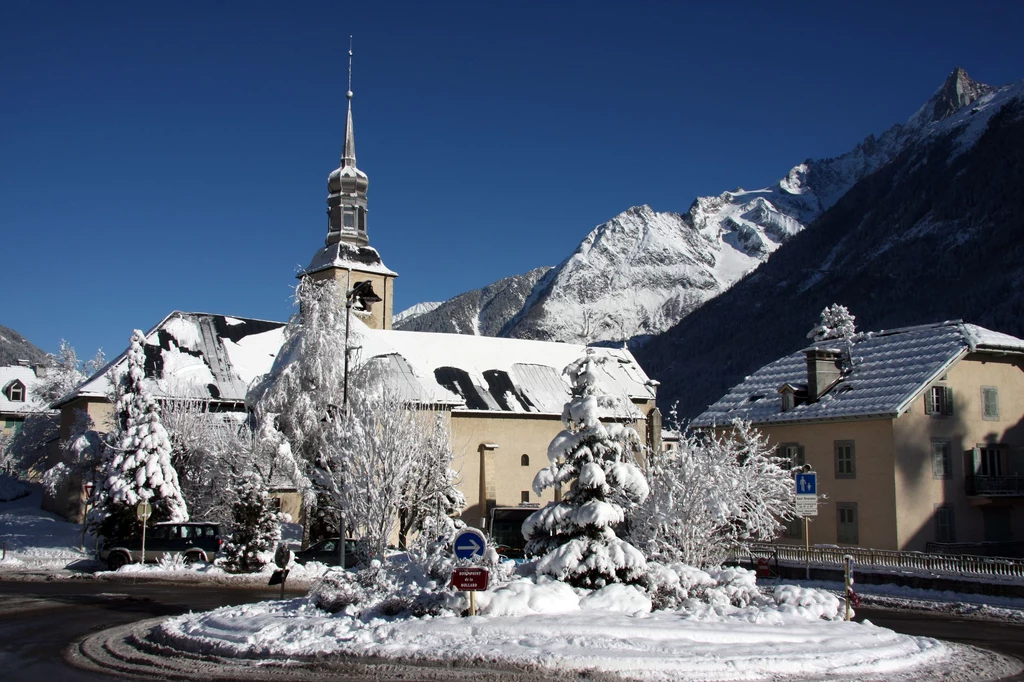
[342,36,356,168]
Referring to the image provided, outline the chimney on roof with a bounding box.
[806,348,842,403]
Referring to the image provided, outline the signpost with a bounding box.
[794,472,817,579]
[452,528,488,616]
[136,501,153,565]
[451,567,490,616]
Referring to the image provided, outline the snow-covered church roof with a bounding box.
[354,324,655,418]
[692,321,1024,427]
[55,312,286,407]
[58,311,656,419]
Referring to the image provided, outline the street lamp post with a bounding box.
[338,280,382,569]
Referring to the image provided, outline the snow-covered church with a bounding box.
[48,76,661,535]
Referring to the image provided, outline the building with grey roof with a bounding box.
[694,321,1024,554]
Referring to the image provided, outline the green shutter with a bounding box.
[924,389,934,415]
[944,387,954,416]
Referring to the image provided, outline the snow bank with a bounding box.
[153,593,1001,681]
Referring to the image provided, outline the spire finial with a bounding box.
[347,36,353,99]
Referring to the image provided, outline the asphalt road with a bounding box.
[1,579,1022,682]
[0,578,302,682]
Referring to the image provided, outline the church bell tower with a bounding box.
[300,39,396,330]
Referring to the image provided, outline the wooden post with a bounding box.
[469,590,476,617]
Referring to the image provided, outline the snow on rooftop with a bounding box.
[694,321,1024,427]
[302,242,398,278]
[361,324,655,417]
[0,365,50,415]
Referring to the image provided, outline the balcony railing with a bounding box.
[965,474,1024,497]
[739,543,1024,582]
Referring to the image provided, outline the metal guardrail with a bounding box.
[741,543,1024,582]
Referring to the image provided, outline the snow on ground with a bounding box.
[154,575,1019,681]
[0,480,93,571]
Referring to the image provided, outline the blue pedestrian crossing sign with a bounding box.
[796,472,817,496]
[453,528,487,560]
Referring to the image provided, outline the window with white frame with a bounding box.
[925,385,954,416]
[982,386,999,421]
[931,439,952,479]
[5,380,25,402]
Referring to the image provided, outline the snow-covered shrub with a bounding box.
[524,350,649,588]
[579,583,652,615]
[773,584,843,620]
[88,330,188,541]
[631,417,794,568]
[157,552,187,571]
[223,473,282,573]
[308,571,368,614]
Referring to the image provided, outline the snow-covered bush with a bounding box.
[308,557,464,619]
[631,417,794,568]
[524,350,649,588]
[157,552,188,571]
[88,330,188,540]
[222,473,282,573]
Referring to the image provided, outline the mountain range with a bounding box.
[397,68,1024,416]
[0,325,48,367]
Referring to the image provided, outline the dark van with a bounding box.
[99,522,223,570]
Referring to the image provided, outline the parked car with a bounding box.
[99,522,223,570]
[293,537,358,568]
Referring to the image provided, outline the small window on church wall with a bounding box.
[521,454,529,467]
[343,207,355,228]
[358,207,366,233]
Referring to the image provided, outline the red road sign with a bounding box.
[451,567,490,591]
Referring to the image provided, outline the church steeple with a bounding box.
[326,38,369,247]
[302,38,397,331]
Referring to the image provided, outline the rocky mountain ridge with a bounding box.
[397,68,1000,346]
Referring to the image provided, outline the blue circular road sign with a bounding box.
[453,528,487,560]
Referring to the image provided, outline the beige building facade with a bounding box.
[696,322,1024,554]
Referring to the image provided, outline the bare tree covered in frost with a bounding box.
[88,330,188,540]
[41,408,106,500]
[630,416,794,567]
[161,399,258,523]
[807,304,856,342]
[33,341,105,405]
[523,350,649,588]
[397,411,465,549]
[247,279,352,541]
[249,279,462,559]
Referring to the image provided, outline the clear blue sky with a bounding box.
[5,1,1024,361]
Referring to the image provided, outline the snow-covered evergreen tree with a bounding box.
[630,416,794,567]
[88,330,188,540]
[223,472,282,573]
[523,350,649,588]
[807,303,856,342]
